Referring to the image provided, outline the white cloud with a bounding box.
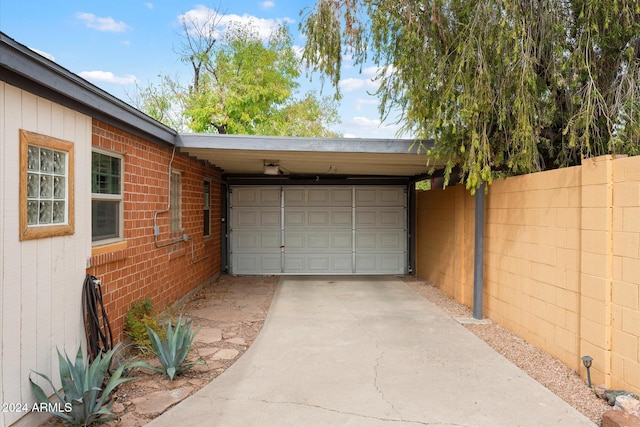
[338,77,379,93]
[355,98,377,111]
[260,1,275,9]
[29,47,55,62]
[79,71,137,85]
[144,2,154,9]
[76,12,130,32]
[341,115,405,139]
[178,6,293,41]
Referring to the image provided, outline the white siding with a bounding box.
[0,83,92,427]
[230,186,407,275]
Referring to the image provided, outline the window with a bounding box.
[92,150,123,244]
[20,130,74,240]
[203,180,211,237]
[170,171,182,232]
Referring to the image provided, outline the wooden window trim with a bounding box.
[19,130,75,241]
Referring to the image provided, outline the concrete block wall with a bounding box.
[415,184,474,308]
[611,156,640,392]
[485,167,583,369]
[87,120,222,343]
[416,154,640,394]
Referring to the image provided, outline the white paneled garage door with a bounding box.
[230,186,407,275]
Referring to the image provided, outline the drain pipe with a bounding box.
[473,182,485,320]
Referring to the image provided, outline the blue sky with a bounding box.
[0,0,408,138]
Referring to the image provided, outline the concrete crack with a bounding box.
[213,396,473,426]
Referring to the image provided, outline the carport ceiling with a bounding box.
[176,134,436,178]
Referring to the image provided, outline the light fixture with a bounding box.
[581,355,593,388]
[263,161,280,175]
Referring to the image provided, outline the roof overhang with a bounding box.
[177,133,436,183]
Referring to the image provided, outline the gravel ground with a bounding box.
[403,277,611,426]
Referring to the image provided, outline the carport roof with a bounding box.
[177,133,434,179]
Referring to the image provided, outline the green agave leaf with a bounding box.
[30,343,132,426]
[144,316,201,380]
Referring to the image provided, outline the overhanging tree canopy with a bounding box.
[300,0,640,191]
[133,10,340,137]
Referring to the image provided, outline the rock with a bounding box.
[110,401,125,414]
[615,395,640,417]
[602,410,640,427]
[131,387,194,417]
[604,389,640,406]
[197,347,219,358]
[194,327,222,344]
[212,349,239,360]
[227,337,246,345]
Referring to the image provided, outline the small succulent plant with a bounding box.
[134,316,202,380]
[29,344,133,426]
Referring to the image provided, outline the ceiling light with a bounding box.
[263,162,280,175]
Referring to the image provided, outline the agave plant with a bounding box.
[29,343,133,426]
[135,316,201,380]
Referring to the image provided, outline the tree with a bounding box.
[300,0,640,191]
[134,11,340,137]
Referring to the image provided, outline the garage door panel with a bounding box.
[356,232,405,251]
[285,231,352,250]
[285,188,352,206]
[285,208,352,228]
[355,253,405,274]
[355,208,406,228]
[232,254,281,274]
[284,233,305,249]
[232,208,280,228]
[355,187,406,206]
[233,231,280,250]
[284,253,353,273]
[232,187,281,206]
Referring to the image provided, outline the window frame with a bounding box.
[19,129,75,241]
[91,148,124,246]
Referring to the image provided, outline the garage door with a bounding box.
[229,186,407,275]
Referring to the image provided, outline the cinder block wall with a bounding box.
[484,167,582,369]
[416,155,640,394]
[87,120,222,343]
[611,156,640,392]
[415,184,474,307]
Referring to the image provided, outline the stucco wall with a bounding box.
[416,155,640,394]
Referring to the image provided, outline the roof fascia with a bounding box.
[176,133,434,154]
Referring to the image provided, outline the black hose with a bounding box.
[82,275,113,364]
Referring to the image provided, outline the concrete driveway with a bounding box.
[147,276,595,426]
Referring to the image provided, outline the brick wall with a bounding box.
[416,155,640,394]
[87,120,222,342]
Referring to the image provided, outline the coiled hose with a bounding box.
[82,275,113,363]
